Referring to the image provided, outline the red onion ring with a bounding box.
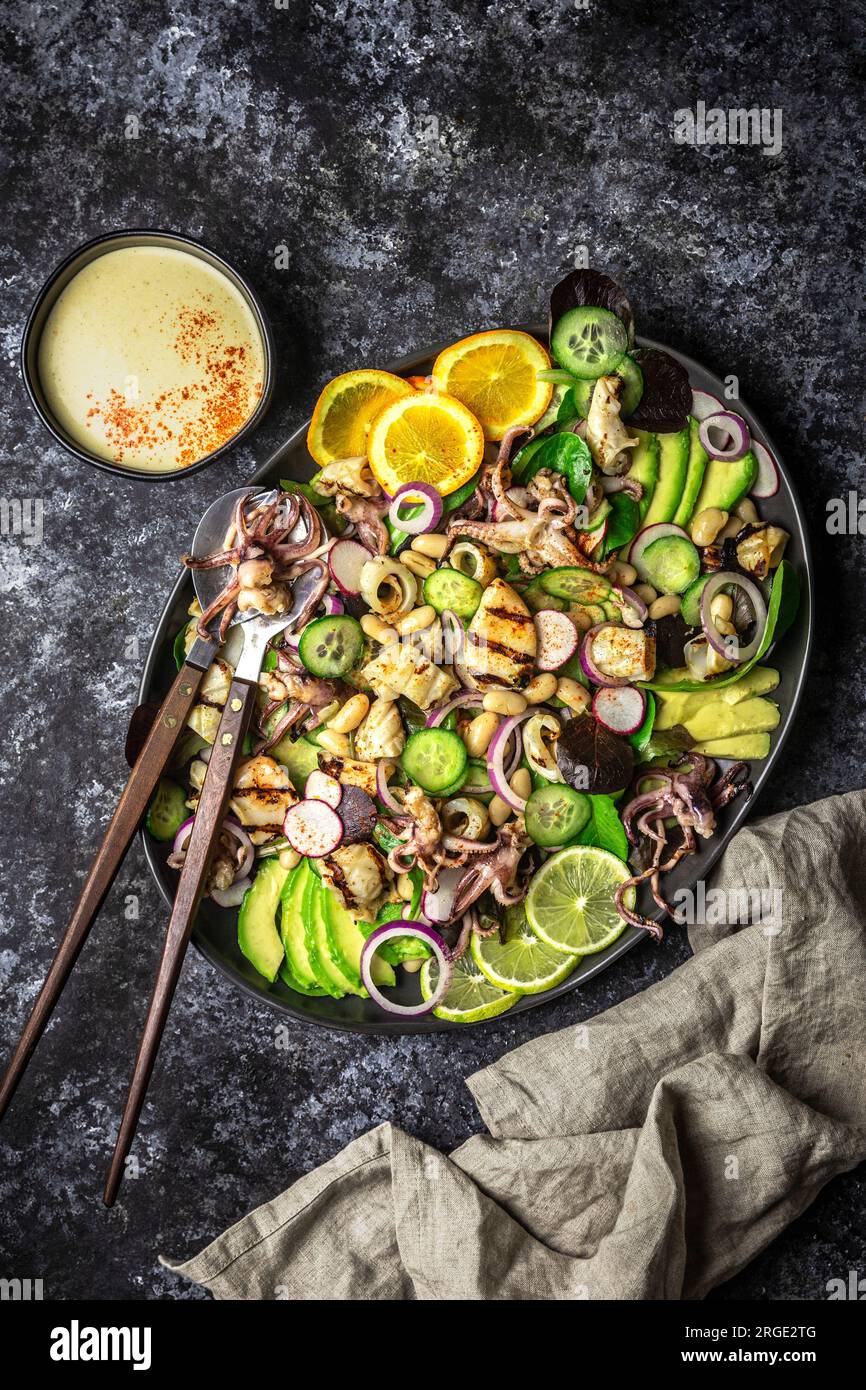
[579,624,631,688]
[320,593,345,616]
[699,571,768,663]
[611,585,648,628]
[487,710,534,810]
[211,876,252,909]
[387,483,443,535]
[425,689,484,727]
[439,607,465,666]
[376,759,404,815]
[171,816,254,882]
[360,921,453,1015]
[699,411,750,462]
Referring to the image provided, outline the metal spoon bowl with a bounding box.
[188,486,322,679]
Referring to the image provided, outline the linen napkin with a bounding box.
[163,788,866,1299]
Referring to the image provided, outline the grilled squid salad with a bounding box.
[148,268,800,1023]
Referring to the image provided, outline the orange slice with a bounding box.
[431,329,553,441]
[366,392,485,497]
[307,370,415,469]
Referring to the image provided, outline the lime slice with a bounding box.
[525,845,634,956]
[470,905,579,994]
[420,952,518,1023]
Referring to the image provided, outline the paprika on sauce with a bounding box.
[39,246,265,472]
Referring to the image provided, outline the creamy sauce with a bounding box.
[38,245,265,472]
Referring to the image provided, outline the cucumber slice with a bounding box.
[681,573,712,627]
[568,354,644,420]
[510,434,549,480]
[400,728,467,795]
[525,784,592,848]
[146,778,189,841]
[298,614,364,679]
[460,758,494,801]
[550,306,628,380]
[641,535,701,595]
[538,567,612,604]
[524,576,566,613]
[423,567,483,621]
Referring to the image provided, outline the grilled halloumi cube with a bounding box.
[229,755,297,836]
[361,639,457,710]
[318,754,379,798]
[464,579,537,689]
[320,843,392,912]
[590,625,656,682]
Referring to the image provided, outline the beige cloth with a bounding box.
[164,789,866,1300]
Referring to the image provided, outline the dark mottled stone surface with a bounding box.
[0,0,863,1301]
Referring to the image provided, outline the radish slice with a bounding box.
[283,800,343,857]
[592,685,646,735]
[628,521,693,575]
[305,769,343,809]
[328,539,373,596]
[360,921,452,1016]
[534,610,578,671]
[691,388,723,421]
[750,440,780,498]
[421,867,465,924]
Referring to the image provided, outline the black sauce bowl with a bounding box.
[20,228,275,482]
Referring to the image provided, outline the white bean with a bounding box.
[556,678,591,713]
[392,604,436,636]
[410,532,449,558]
[463,711,499,757]
[690,508,729,547]
[648,594,681,620]
[523,672,558,705]
[328,692,370,734]
[482,689,528,716]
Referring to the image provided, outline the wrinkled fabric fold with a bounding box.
[163,789,866,1300]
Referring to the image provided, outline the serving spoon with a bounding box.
[102,487,321,1205]
[0,486,319,1206]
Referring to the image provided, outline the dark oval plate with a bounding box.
[139,332,813,1033]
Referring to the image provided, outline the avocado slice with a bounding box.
[325,893,396,990]
[679,696,780,743]
[691,449,758,516]
[692,732,771,759]
[626,430,661,523]
[642,425,690,527]
[271,733,320,793]
[281,860,327,991]
[278,959,327,996]
[303,871,359,997]
[654,668,780,728]
[672,417,709,528]
[237,857,289,983]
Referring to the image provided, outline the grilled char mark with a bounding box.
[483,606,534,626]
